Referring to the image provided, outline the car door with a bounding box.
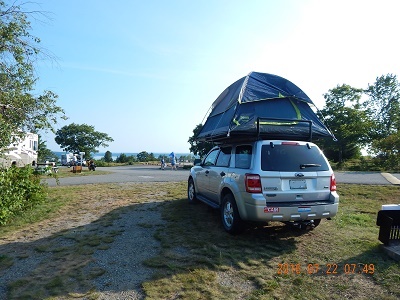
[207,146,232,202]
[195,148,220,197]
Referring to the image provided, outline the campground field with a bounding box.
[0,180,399,299]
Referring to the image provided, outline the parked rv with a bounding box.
[0,133,38,168]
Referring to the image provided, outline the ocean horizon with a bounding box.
[54,151,194,160]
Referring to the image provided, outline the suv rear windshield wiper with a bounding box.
[300,163,321,169]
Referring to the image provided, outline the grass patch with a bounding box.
[1,182,399,299]
[0,254,13,271]
[42,166,111,178]
[143,184,400,299]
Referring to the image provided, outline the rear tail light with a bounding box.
[245,174,262,193]
[330,173,337,191]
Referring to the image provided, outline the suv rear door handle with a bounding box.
[220,171,226,177]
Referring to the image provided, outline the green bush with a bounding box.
[0,166,47,225]
[93,160,109,167]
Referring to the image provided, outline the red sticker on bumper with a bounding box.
[264,207,279,213]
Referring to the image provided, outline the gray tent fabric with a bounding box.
[196,72,334,143]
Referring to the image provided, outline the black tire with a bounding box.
[187,178,198,204]
[221,193,243,234]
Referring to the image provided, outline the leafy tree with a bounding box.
[128,155,137,163]
[0,2,64,222]
[104,151,113,162]
[116,153,128,163]
[0,2,66,151]
[364,74,400,169]
[188,124,213,158]
[318,84,371,163]
[364,74,400,139]
[115,153,136,164]
[371,131,400,171]
[148,152,155,161]
[54,123,113,158]
[37,135,59,163]
[137,151,150,162]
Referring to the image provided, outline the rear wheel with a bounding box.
[221,194,243,234]
[187,178,198,204]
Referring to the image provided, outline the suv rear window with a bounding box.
[261,144,329,171]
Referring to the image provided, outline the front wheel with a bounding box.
[221,194,243,234]
[187,178,198,204]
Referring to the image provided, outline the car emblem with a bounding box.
[295,173,304,177]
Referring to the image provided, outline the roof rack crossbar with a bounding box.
[256,117,313,141]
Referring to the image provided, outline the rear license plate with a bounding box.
[289,180,307,189]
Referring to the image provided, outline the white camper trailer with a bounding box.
[61,152,85,166]
[61,153,76,166]
[0,133,38,168]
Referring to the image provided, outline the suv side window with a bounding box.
[216,147,232,167]
[235,145,252,169]
[203,149,219,166]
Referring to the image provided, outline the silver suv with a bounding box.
[187,140,339,234]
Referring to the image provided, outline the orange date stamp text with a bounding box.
[277,263,375,275]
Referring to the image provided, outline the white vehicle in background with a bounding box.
[61,153,76,166]
[61,152,86,166]
[0,132,38,168]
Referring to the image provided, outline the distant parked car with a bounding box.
[188,140,339,234]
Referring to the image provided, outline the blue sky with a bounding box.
[26,0,400,153]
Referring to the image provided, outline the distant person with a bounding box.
[170,152,177,170]
[160,157,165,170]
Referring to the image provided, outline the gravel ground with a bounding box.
[0,190,167,299]
[87,202,165,299]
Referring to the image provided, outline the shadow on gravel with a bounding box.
[0,202,165,299]
[0,198,308,299]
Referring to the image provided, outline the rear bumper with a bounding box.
[240,192,339,222]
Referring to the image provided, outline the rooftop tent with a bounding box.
[196,72,334,143]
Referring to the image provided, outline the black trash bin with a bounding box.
[377,207,400,246]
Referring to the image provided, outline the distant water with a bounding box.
[53,152,193,161]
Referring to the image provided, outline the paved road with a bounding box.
[335,171,400,185]
[45,166,400,187]
[45,165,190,187]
